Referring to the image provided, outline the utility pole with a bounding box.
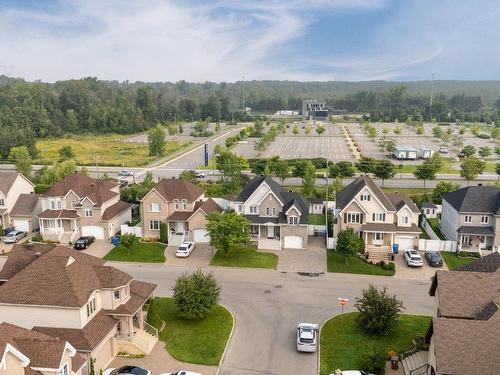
[242,76,245,113]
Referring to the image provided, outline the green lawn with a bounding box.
[309,213,327,225]
[320,312,431,375]
[153,297,233,366]
[211,245,278,269]
[103,240,166,263]
[426,218,445,240]
[381,187,433,195]
[441,252,474,270]
[327,251,395,276]
[419,231,431,239]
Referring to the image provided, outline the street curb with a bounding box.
[216,304,236,375]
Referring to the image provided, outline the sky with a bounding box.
[0,0,499,82]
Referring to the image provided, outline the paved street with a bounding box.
[109,262,434,375]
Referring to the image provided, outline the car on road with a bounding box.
[176,241,195,257]
[103,366,151,375]
[160,371,202,375]
[3,230,26,244]
[425,251,444,267]
[118,179,129,188]
[194,170,205,178]
[118,170,135,177]
[404,249,424,267]
[439,146,448,154]
[296,323,319,352]
[73,236,96,250]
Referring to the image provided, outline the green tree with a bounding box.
[414,154,443,188]
[302,161,316,197]
[148,124,166,156]
[368,127,377,138]
[9,146,32,178]
[478,146,492,157]
[180,170,197,182]
[460,156,486,185]
[373,160,396,187]
[432,125,443,139]
[354,284,405,335]
[160,223,168,244]
[292,125,299,135]
[360,348,387,375]
[356,156,376,175]
[272,159,289,184]
[416,124,424,135]
[215,122,221,132]
[173,269,220,320]
[461,145,476,157]
[206,211,250,257]
[431,181,459,204]
[178,123,184,133]
[329,161,355,182]
[496,163,500,182]
[292,159,308,178]
[216,150,247,194]
[393,126,402,135]
[316,125,325,135]
[58,145,75,160]
[335,228,364,264]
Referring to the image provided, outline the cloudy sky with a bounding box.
[1,0,499,82]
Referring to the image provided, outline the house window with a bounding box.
[464,215,472,223]
[426,209,430,214]
[346,213,361,224]
[272,207,276,216]
[360,194,371,201]
[288,216,298,225]
[402,216,409,224]
[84,208,92,217]
[114,290,120,300]
[50,200,62,210]
[183,203,187,210]
[175,203,179,210]
[86,297,97,318]
[249,225,258,234]
[149,220,161,230]
[238,205,242,212]
[481,216,489,224]
[149,203,161,212]
[62,363,69,375]
[71,201,76,209]
[249,205,258,214]
[372,213,386,222]
[0,198,4,206]
[266,207,270,216]
[374,232,384,241]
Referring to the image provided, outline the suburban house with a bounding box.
[421,202,441,219]
[9,193,42,233]
[425,253,500,374]
[0,243,157,373]
[0,322,86,375]
[38,173,132,244]
[333,176,421,259]
[0,171,35,230]
[140,178,221,243]
[231,175,310,250]
[440,185,499,253]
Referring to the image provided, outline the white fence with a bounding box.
[421,218,440,240]
[308,225,327,236]
[418,239,457,252]
[121,224,142,237]
[327,237,335,250]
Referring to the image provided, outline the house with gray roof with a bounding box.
[440,185,500,253]
[0,171,35,230]
[231,175,310,250]
[334,176,420,261]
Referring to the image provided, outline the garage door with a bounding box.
[283,236,303,249]
[93,336,114,372]
[81,226,105,239]
[395,236,416,250]
[13,220,30,232]
[193,229,210,243]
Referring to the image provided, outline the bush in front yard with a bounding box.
[355,284,405,335]
[388,262,396,271]
[173,269,221,320]
[159,223,168,244]
[147,298,162,330]
[359,348,387,375]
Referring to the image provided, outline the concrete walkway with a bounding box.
[81,240,113,258]
[165,244,214,267]
[276,237,327,273]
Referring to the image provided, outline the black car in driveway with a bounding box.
[73,236,96,250]
[425,251,444,267]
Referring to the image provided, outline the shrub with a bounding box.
[354,284,405,335]
[173,269,221,320]
[382,263,390,270]
[159,223,168,244]
[0,225,3,237]
[146,298,163,330]
[388,262,396,271]
[31,234,43,242]
[360,348,387,375]
[380,260,386,268]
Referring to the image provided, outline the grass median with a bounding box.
[320,312,431,375]
[103,240,166,263]
[327,251,395,276]
[211,245,278,269]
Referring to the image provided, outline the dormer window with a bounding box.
[481,216,489,224]
[175,203,179,210]
[149,203,161,213]
[266,207,270,216]
[272,207,276,216]
[402,216,409,224]
[86,296,97,318]
[84,208,93,217]
[288,216,298,225]
[464,215,472,223]
[360,194,371,201]
[183,203,187,210]
[114,290,120,300]
[0,198,4,206]
[249,205,258,214]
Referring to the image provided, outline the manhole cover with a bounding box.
[264,289,271,294]
[275,285,282,289]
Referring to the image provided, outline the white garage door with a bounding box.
[81,226,105,239]
[193,229,210,243]
[395,236,416,250]
[283,236,303,249]
[13,220,30,232]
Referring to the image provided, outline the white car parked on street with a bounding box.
[296,323,319,352]
[175,241,195,257]
[160,371,202,375]
[404,249,424,267]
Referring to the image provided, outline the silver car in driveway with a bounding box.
[404,249,424,267]
[296,323,319,352]
[3,231,26,244]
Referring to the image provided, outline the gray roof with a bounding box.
[443,186,500,214]
[236,175,283,202]
[386,192,420,213]
[421,202,437,209]
[336,175,395,211]
[10,194,39,217]
[457,226,495,235]
[0,171,20,195]
[456,252,500,273]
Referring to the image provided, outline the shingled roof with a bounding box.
[456,252,500,273]
[9,194,39,217]
[0,171,23,195]
[148,178,204,201]
[443,185,500,214]
[336,175,395,211]
[386,192,420,213]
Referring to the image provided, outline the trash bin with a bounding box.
[111,235,120,246]
[392,243,399,254]
[391,355,399,370]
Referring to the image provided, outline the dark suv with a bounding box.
[73,236,96,250]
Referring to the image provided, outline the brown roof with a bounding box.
[9,194,39,217]
[167,211,193,221]
[0,171,21,195]
[101,200,132,220]
[386,192,420,213]
[39,209,80,219]
[46,173,118,207]
[150,178,204,201]
[34,310,118,351]
[193,198,222,215]
[107,280,156,315]
[0,243,56,281]
[432,312,500,375]
[456,252,500,273]
[0,322,85,370]
[0,246,137,307]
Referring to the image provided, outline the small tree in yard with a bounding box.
[360,348,387,375]
[120,233,136,254]
[354,284,405,335]
[336,228,364,264]
[206,211,250,257]
[159,223,168,244]
[173,269,220,320]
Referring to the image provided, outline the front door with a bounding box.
[268,226,274,239]
[176,221,185,234]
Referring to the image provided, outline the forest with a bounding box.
[1,75,500,158]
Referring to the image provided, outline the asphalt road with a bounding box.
[108,262,434,375]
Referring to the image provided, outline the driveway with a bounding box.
[81,240,113,258]
[276,236,327,273]
[165,243,214,267]
[109,341,216,375]
[0,233,32,255]
[394,250,447,280]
